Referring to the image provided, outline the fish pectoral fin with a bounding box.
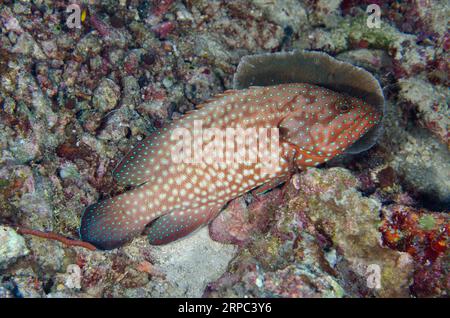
[146,205,223,245]
[278,113,307,146]
[293,147,327,168]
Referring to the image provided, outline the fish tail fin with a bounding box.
[147,205,222,245]
[79,187,151,250]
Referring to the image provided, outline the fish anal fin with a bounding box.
[147,205,222,245]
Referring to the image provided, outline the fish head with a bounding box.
[280,88,382,165]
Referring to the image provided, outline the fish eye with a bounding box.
[336,102,351,113]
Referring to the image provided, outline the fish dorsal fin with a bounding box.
[215,89,239,97]
[182,109,198,115]
[190,89,239,110]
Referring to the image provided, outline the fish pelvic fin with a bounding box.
[146,205,223,245]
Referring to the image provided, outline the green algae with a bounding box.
[327,14,403,52]
[0,179,10,188]
[346,15,398,48]
[418,214,436,231]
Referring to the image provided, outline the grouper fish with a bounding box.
[73,51,386,250]
[79,78,382,249]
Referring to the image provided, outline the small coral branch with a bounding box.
[16,227,97,251]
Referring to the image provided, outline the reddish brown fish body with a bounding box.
[80,83,381,250]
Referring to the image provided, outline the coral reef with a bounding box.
[0,0,448,298]
[380,205,448,297]
[206,169,417,298]
[0,226,29,270]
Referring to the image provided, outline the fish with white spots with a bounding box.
[79,83,381,250]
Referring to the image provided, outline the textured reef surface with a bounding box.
[0,0,448,298]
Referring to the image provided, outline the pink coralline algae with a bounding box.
[152,21,176,39]
[209,189,284,246]
[90,14,111,38]
[380,205,449,297]
[152,0,175,18]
